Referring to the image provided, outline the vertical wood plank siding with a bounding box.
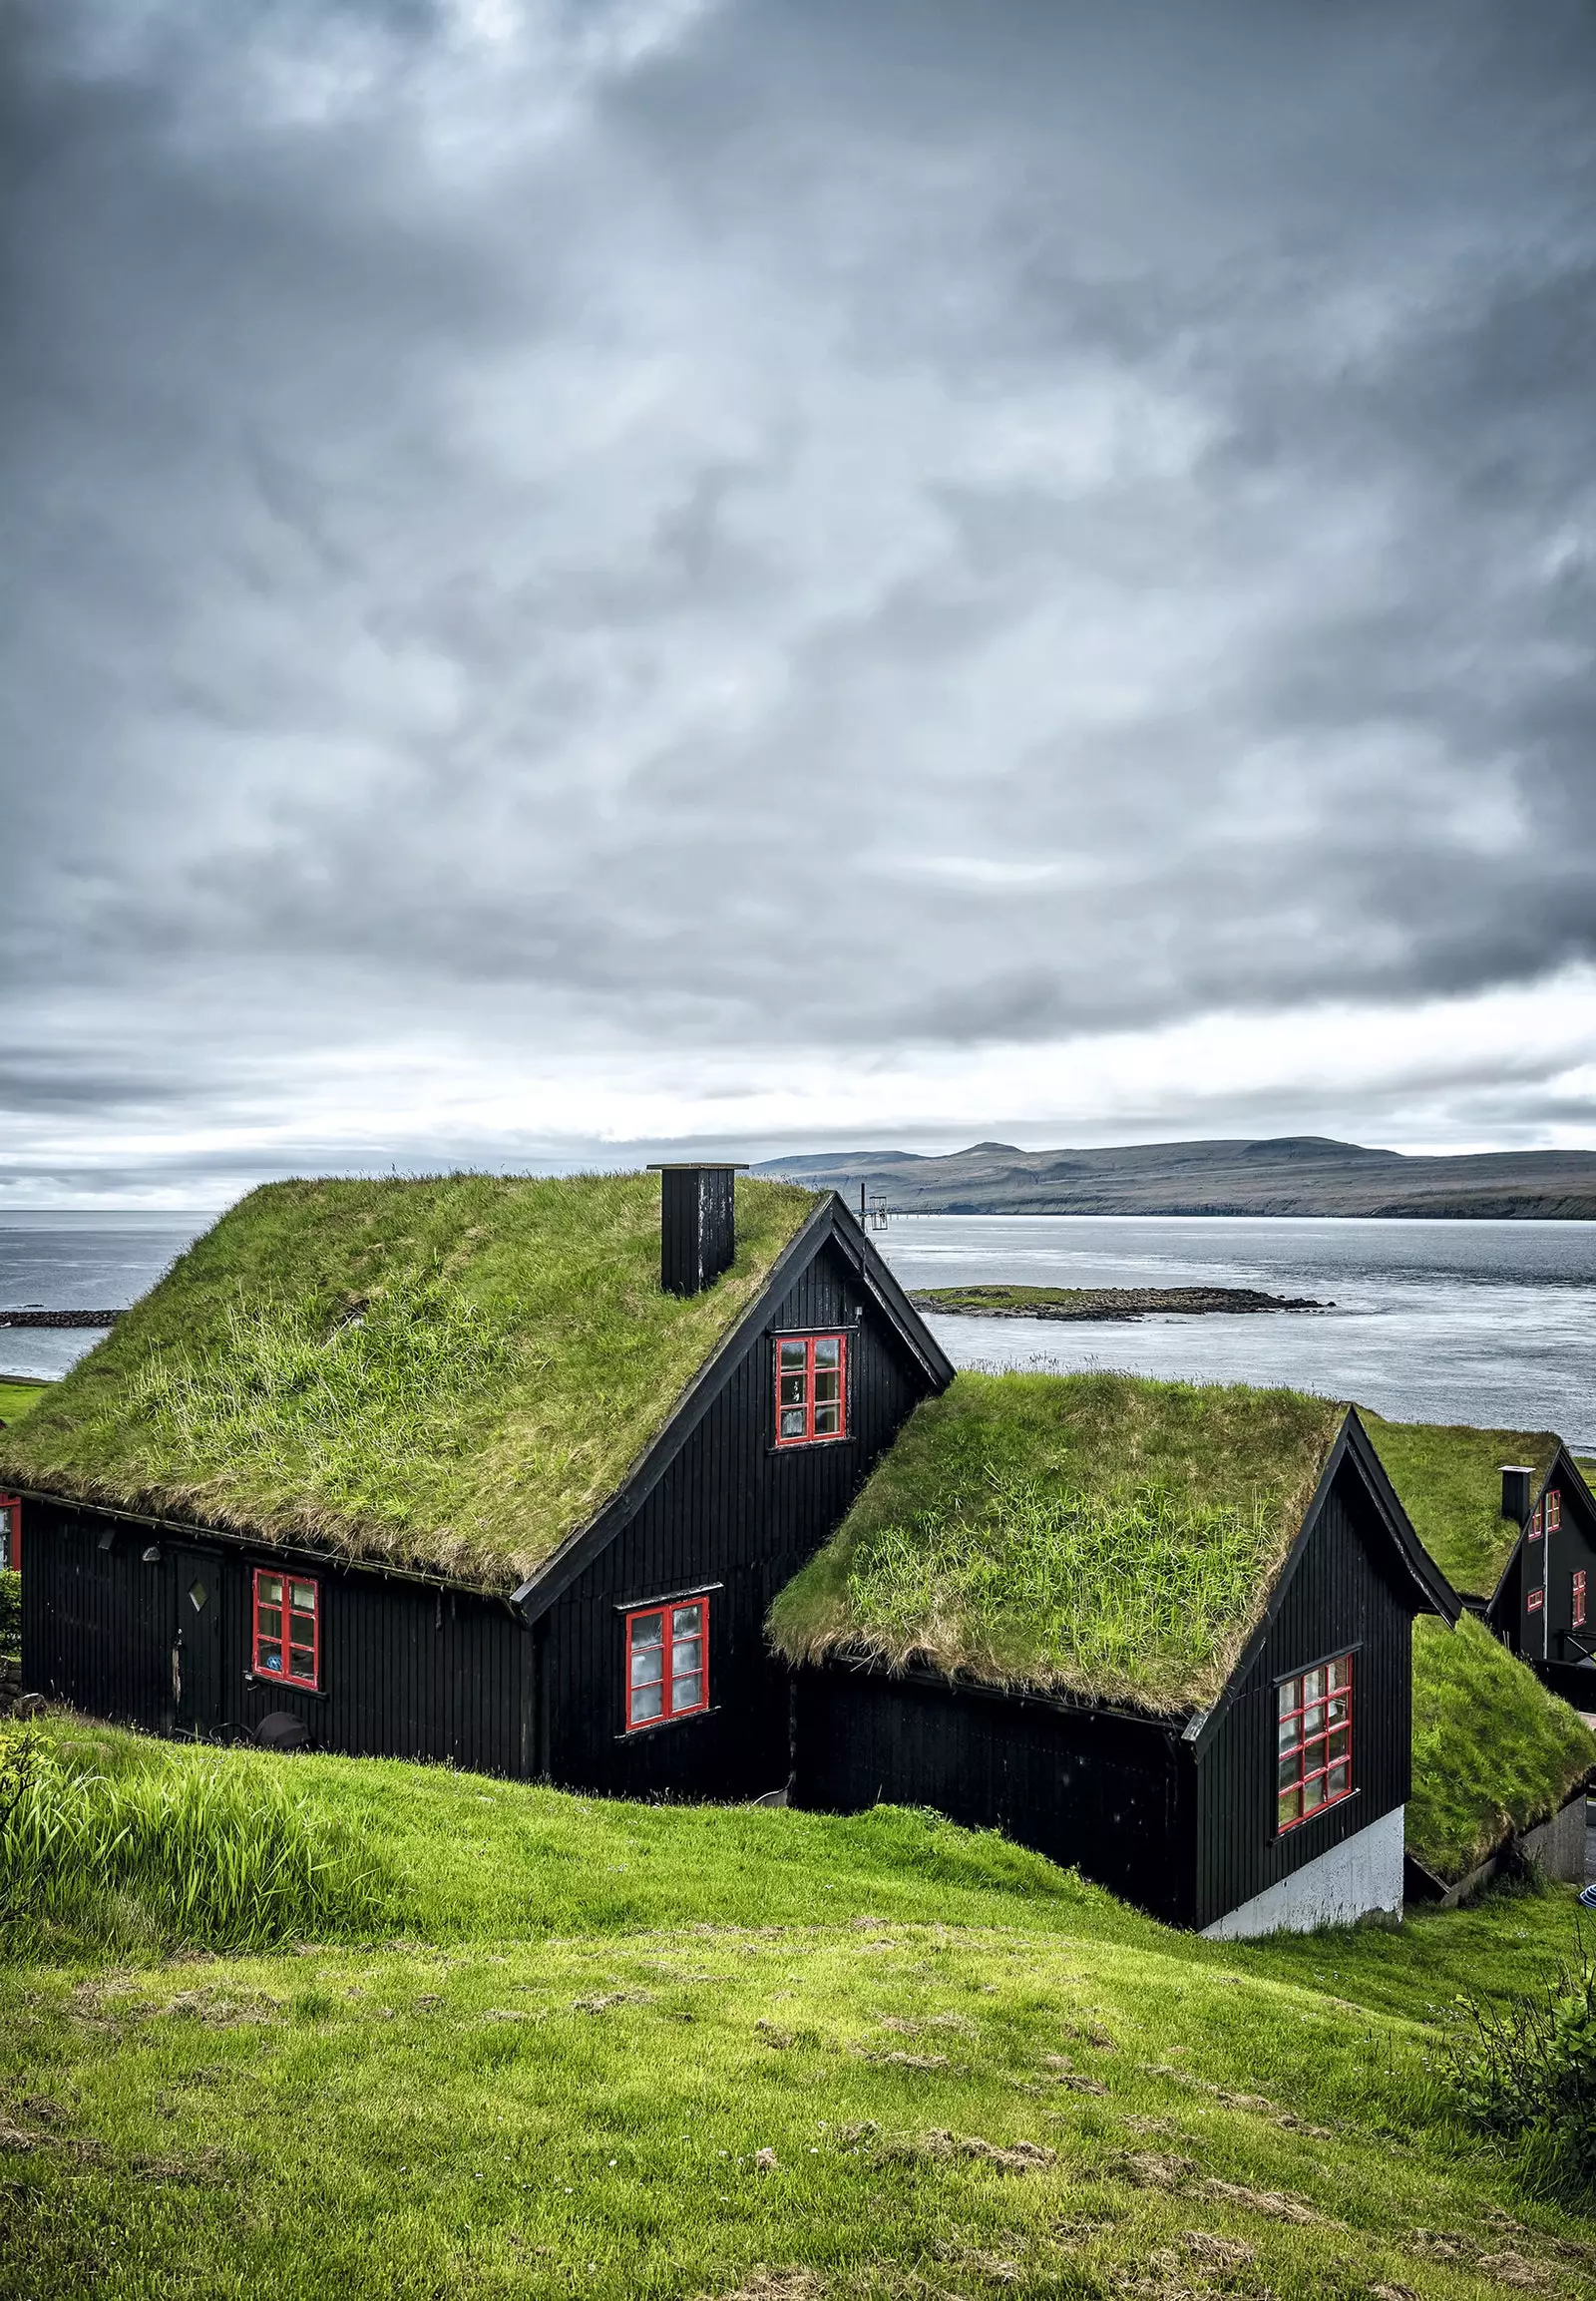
[21,1502,535,1775]
[791,1667,1194,1925]
[1514,1456,1596,1708]
[1192,1464,1413,1931]
[788,1458,1425,1933]
[543,1237,932,1800]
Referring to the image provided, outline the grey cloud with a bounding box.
[3,0,1596,1188]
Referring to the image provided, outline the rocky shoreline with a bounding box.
[0,1310,122,1329]
[908,1284,1331,1322]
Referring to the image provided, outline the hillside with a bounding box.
[757,1135,1596,1218]
[2,1715,1593,2300]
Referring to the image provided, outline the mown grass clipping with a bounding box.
[770,1370,1346,1711]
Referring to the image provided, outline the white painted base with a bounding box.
[1202,1805,1405,1941]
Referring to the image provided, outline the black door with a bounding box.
[173,1550,223,1737]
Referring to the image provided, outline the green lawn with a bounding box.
[2,1718,1593,2301]
[0,1377,50,1428]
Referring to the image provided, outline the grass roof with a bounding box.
[1407,1610,1596,1881]
[1363,1412,1560,1601]
[0,1173,818,1589]
[767,1370,1347,1716]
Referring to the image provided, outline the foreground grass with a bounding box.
[3,1723,1595,2300]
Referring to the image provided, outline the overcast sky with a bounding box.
[4,0,1595,1205]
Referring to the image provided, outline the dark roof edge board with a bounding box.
[1485,1442,1596,1615]
[511,1193,952,1624]
[1185,1407,1460,1759]
[805,1645,1192,1737]
[4,1486,497,1601]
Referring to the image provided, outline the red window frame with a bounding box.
[1529,1501,1543,1542]
[1573,1570,1587,1630]
[624,1596,709,1731]
[252,1567,320,1691]
[1545,1489,1561,1534]
[1275,1653,1354,1835]
[0,1494,19,1575]
[1527,1584,1545,1613]
[773,1333,848,1447]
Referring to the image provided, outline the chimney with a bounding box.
[1500,1465,1535,1523]
[649,1164,747,1297]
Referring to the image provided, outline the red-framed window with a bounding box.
[1545,1489,1561,1534]
[774,1334,848,1447]
[0,1494,19,1574]
[624,1597,708,1731]
[1527,1584,1545,1614]
[1573,1570,1587,1630]
[252,1568,320,1691]
[1276,1654,1354,1835]
[1529,1501,1544,1541]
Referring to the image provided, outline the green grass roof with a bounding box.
[0,1173,818,1589]
[1363,1412,1560,1601]
[1407,1610,1596,1881]
[768,1370,1348,1715]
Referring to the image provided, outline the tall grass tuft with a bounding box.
[0,1726,386,1956]
[840,1473,1278,1705]
[1448,1926,1596,2203]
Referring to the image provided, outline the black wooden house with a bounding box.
[768,1375,1459,1937]
[3,1169,951,1801]
[1369,1421,1596,1712]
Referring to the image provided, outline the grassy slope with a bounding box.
[0,1378,49,1427]
[0,1175,816,1588]
[3,1721,1594,2301]
[1366,1412,1559,1601]
[1407,1613,1596,1880]
[770,1372,1344,1712]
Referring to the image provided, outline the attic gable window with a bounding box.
[625,1598,708,1731]
[774,1334,848,1447]
[1529,1502,1544,1541]
[1574,1570,1587,1630]
[1545,1489,1561,1534]
[1276,1654,1353,1834]
[253,1569,320,1692]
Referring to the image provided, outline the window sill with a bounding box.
[1275,1785,1360,1842]
[769,1435,857,1456]
[615,1704,720,1743]
[243,1672,327,1702]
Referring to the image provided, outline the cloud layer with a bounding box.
[4,1,1595,1198]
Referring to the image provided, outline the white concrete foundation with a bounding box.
[1202,1805,1405,1941]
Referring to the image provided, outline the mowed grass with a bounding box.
[0,1378,49,1427]
[3,1721,1595,2301]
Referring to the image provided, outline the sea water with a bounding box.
[3,1206,1593,1446]
[877,1215,1596,1447]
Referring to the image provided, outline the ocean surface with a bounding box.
[3,1208,1594,1446]
[875,1215,1596,1447]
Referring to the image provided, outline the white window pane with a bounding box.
[631,1683,663,1723]
[671,1672,701,1710]
[631,1647,663,1688]
[671,1605,702,1639]
[778,1341,807,1368]
[780,1407,807,1437]
[813,1338,840,1367]
[631,1611,664,1647]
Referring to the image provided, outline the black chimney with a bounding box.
[1500,1464,1535,1523]
[649,1164,747,1297]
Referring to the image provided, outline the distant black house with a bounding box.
[1479,1450,1596,1709]
[769,1378,1459,1937]
[1370,1421,1596,1711]
[3,1169,951,1801]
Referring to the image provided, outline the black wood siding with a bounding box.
[1192,1463,1413,1931]
[790,1665,1194,1924]
[21,1500,536,1775]
[542,1235,932,1800]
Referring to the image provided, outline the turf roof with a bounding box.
[767,1370,1349,1715]
[1363,1412,1561,1602]
[0,1173,819,1589]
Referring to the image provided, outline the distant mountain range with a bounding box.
[753,1136,1596,1219]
